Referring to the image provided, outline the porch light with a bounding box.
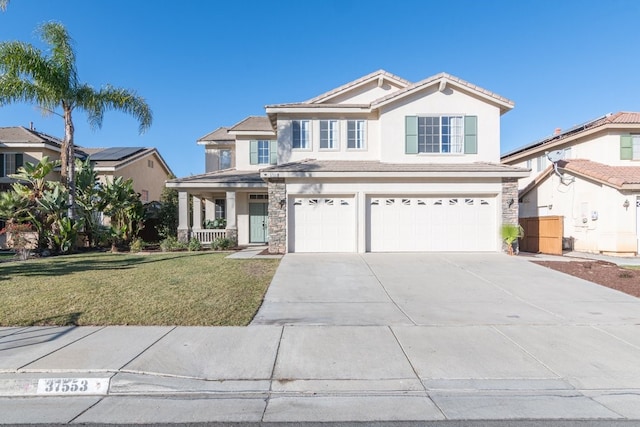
[623,199,630,210]
[279,198,286,209]
[508,198,515,208]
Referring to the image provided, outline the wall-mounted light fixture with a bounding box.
[508,198,515,208]
[623,199,630,210]
[279,198,286,209]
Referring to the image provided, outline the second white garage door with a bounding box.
[289,196,356,252]
[368,196,497,252]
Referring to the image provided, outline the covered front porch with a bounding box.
[165,170,269,247]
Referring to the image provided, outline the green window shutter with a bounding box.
[269,140,278,165]
[249,140,258,165]
[0,154,4,176]
[620,135,633,160]
[464,116,478,154]
[15,153,23,170]
[405,116,418,154]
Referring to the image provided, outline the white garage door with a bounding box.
[368,196,497,252]
[289,196,356,252]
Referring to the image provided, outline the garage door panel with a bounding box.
[368,196,497,252]
[290,197,356,253]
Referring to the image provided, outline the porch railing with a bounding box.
[190,229,227,245]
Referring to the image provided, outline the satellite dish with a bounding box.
[547,150,564,163]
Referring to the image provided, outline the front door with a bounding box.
[249,202,268,243]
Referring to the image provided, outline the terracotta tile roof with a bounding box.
[229,116,273,132]
[197,127,234,142]
[371,72,514,109]
[502,112,640,160]
[305,69,412,104]
[262,159,528,174]
[559,159,640,189]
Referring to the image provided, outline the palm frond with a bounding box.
[0,74,52,108]
[82,84,153,133]
[38,22,77,86]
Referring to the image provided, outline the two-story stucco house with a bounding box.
[167,70,529,254]
[502,112,640,256]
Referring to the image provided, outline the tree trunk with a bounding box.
[63,107,77,219]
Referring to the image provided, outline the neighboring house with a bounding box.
[501,111,640,256]
[0,126,173,203]
[167,70,528,253]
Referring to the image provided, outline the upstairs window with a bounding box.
[220,149,232,169]
[250,140,277,165]
[347,120,365,149]
[0,153,23,177]
[292,120,310,149]
[405,115,477,154]
[320,120,339,149]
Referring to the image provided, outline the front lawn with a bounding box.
[0,252,280,326]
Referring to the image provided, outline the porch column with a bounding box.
[226,191,237,245]
[177,191,190,243]
[192,197,202,230]
[204,199,215,221]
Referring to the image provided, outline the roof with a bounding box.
[502,112,640,161]
[197,127,234,143]
[81,147,173,175]
[560,159,640,189]
[371,72,514,112]
[229,116,273,133]
[260,159,529,178]
[520,159,640,196]
[305,69,412,104]
[0,126,63,146]
[166,169,265,188]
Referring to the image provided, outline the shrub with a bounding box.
[212,237,231,251]
[160,236,187,252]
[130,237,144,253]
[204,218,226,229]
[188,237,202,252]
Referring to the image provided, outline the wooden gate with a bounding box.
[519,216,563,255]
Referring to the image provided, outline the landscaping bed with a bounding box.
[533,260,640,298]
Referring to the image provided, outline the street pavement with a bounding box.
[2,252,640,425]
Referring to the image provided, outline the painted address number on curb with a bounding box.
[36,378,109,395]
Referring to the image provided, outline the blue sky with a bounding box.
[1,0,640,177]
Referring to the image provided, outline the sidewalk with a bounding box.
[2,324,640,424]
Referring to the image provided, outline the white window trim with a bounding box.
[319,119,340,151]
[292,120,312,151]
[2,152,18,177]
[416,115,464,154]
[346,119,366,150]
[257,140,270,165]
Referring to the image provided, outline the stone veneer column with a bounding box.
[267,179,286,254]
[502,177,520,253]
[177,191,190,243]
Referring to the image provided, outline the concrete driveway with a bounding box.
[252,253,640,326]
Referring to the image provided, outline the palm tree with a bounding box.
[0,0,8,12]
[0,22,152,217]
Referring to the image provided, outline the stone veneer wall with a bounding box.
[267,179,286,254]
[502,177,520,253]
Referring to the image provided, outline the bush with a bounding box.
[212,237,231,251]
[204,218,226,229]
[160,236,187,252]
[188,237,202,252]
[130,237,144,253]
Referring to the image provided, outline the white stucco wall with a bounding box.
[235,135,276,170]
[324,79,405,104]
[519,172,638,255]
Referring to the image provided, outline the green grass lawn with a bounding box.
[0,251,280,326]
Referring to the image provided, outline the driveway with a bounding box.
[252,252,640,326]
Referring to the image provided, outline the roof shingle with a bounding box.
[559,159,640,188]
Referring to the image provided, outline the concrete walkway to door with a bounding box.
[252,252,640,326]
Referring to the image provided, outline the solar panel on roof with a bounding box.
[89,147,144,161]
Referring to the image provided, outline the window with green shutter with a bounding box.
[249,140,258,165]
[405,115,477,154]
[620,135,633,160]
[251,140,276,165]
[269,140,278,165]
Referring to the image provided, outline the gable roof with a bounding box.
[502,112,640,162]
[81,146,173,175]
[166,168,265,189]
[197,127,234,144]
[520,158,640,196]
[371,72,514,113]
[0,126,63,146]
[228,116,274,133]
[305,69,411,104]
